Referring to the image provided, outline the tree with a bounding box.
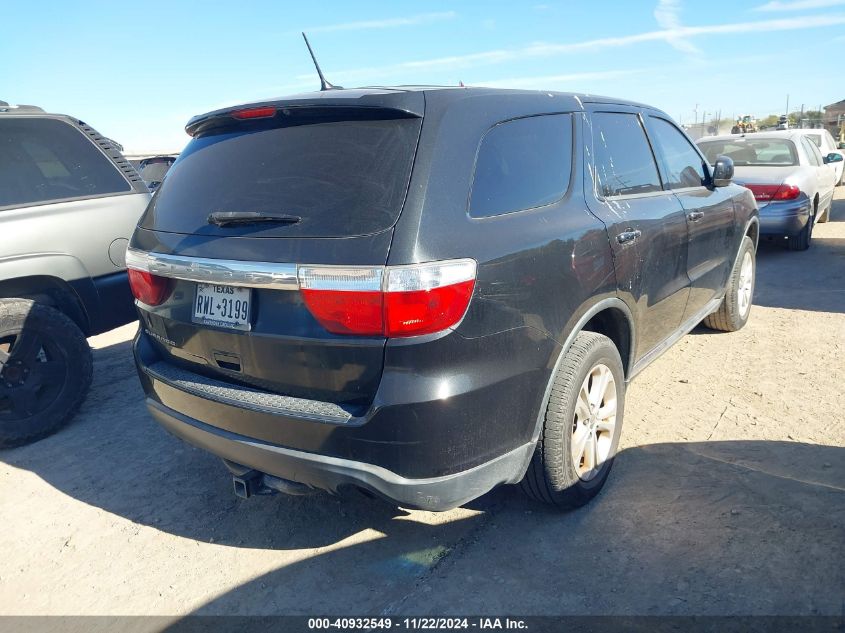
[788,110,823,127]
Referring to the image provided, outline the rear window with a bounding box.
[0,117,131,208]
[144,117,422,238]
[697,139,798,166]
[139,157,175,184]
[469,114,572,218]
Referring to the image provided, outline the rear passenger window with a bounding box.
[591,113,662,197]
[0,118,130,208]
[647,117,707,189]
[469,114,572,218]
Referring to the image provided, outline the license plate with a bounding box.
[192,283,252,331]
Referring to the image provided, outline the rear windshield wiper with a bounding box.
[208,211,302,227]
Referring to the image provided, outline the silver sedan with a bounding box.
[697,130,838,251]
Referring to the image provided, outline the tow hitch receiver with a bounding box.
[232,470,264,499]
[232,469,315,499]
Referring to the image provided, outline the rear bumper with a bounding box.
[147,398,533,511]
[134,326,555,509]
[758,196,811,237]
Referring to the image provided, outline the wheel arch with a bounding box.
[745,216,760,250]
[529,298,635,442]
[0,275,90,334]
[568,298,635,376]
[513,297,635,483]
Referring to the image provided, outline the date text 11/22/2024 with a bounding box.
[307,617,528,630]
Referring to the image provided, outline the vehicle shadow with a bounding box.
[160,439,842,616]
[750,195,845,314]
[1,333,418,551]
[2,339,842,615]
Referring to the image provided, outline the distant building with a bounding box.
[823,99,845,141]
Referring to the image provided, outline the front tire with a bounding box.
[0,300,93,448]
[521,332,625,508]
[703,236,755,332]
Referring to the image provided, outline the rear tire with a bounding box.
[703,236,755,332]
[521,332,625,508]
[0,299,93,448]
[788,207,814,251]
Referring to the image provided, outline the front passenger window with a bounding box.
[647,117,707,189]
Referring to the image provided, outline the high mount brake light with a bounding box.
[299,260,477,337]
[230,106,277,120]
[745,183,801,202]
[127,269,172,306]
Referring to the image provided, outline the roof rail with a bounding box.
[0,103,45,113]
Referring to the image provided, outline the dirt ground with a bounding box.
[1,191,843,619]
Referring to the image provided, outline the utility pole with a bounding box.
[785,94,789,117]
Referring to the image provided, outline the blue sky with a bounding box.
[2,0,843,153]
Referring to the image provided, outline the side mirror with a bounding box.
[838,142,845,150]
[823,152,844,164]
[711,155,734,187]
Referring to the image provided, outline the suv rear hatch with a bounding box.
[131,93,425,409]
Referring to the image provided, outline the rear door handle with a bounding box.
[616,229,642,245]
[688,211,704,222]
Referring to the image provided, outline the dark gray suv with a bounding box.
[127,87,758,510]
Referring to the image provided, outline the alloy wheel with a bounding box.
[571,363,617,481]
[738,250,754,319]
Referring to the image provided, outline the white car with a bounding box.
[697,131,839,251]
[795,129,844,185]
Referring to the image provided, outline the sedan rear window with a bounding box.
[143,117,422,238]
[697,139,798,167]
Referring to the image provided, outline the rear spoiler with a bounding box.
[185,90,425,138]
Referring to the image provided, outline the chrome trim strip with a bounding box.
[126,248,298,290]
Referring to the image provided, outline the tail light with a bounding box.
[230,106,277,120]
[745,183,801,202]
[299,259,477,337]
[127,269,173,306]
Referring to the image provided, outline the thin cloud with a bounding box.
[309,13,845,84]
[753,0,845,11]
[477,69,650,89]
[654,0,702,55]
[304,11,456,34]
